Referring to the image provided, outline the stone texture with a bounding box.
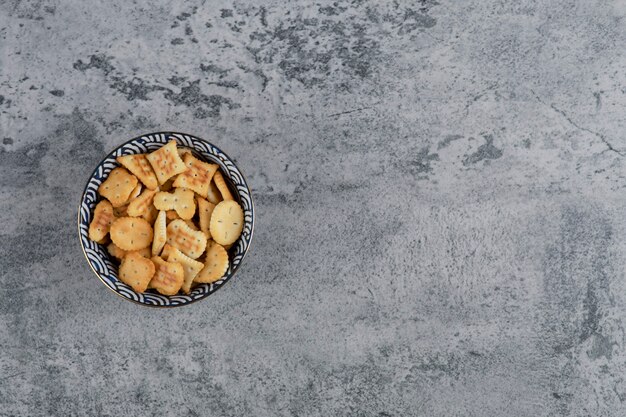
[1,0,626,416]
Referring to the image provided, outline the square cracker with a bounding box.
[150,256,184,295]
[173,153,219,197]
[166,219,207,259]
[98,167,139,207]
[146,140,188,185]
[117,154,159,190]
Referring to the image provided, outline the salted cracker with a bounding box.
[153,187,196,220]
[119,252,155,293]
[209,200,244,246]
[89,200,115,242]
[212,170,234,201]
[195,241,229,284]
[110,217,153,251]
[166,219,207,259]
[150,256,184,295]
[173,153,219,197]
[146,140,187,185]
[152,210,167,256]
[117,153,159,190]
[166,245,204,294]
[98,167,139,207]
[127,188,158,217]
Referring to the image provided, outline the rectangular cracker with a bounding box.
[173,153,219,197]
[117,154,159,190]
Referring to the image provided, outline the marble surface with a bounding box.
[2,0,626,415]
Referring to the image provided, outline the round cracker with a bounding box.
[110,217,154,251]
[209,200,244,246]
[195,242,229,283]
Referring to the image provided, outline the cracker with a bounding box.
[146,140,187,185]
[166,219,207,259]
[150,256,184,296]
[98,167,139,207]
[196,197,216,237]
[195,242,229,283]
[173,153,219,197]
[167,245,204,294]
[153,187,196,220]
[166,210,180,220]
[119,252,155,293]
[89,200,114,242]
[209,200,244,245]
[212,170,234,201]
[152,210,167,256]
[117,153,159,190]
[127,188,157,217]
[110,217,153,251]
[206,180,223,204]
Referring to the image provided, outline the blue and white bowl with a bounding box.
[77,132,254,307]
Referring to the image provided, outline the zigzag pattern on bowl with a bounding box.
[78,133,254,307]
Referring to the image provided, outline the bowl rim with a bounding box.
[77,131,255,308]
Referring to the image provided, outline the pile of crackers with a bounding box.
[88,140,244,295]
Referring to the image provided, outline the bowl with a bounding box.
[77,132,254,307]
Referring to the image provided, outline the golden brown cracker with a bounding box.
[119,252,155,293]
[196,197,216,237]
[209,200,244,246]
[166,219,207,259]
[206,180,223,204]
[110,217,154,251]
[195,242,229,283]
[167,246,204,294]
[146,140,187,185]
[117,153,159,190]
[98,167,139,207]
[89,200,115,242]
[153,187,196,220]
[150,256,184,295]
[152,210,167,256]
[127,188,157,217]
[173,153,219,197]
[166,210,180,220]
[212,170,234,201]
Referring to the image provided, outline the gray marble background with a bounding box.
[2,0,626,416]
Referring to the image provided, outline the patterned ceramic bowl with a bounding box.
[78,132,254,307]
